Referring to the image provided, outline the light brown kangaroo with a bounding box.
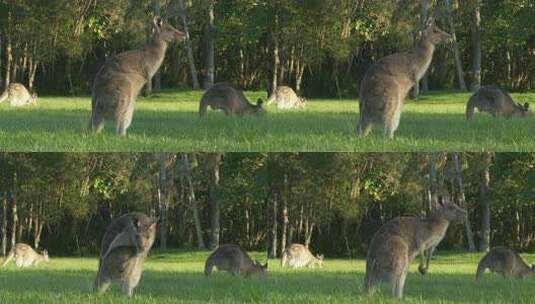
[267,86,306,109]
[281,243,324,268]
[358,22,451,138]
[204,244,267,277]
[94,212,157,298]
[1,243,49,267]
[476,246,535,281]
[364,201,466,298]
[466,85,531,120]
[0,83,37,106]
[199,83,264,117]
[90,17,186,136]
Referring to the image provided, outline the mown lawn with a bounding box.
[0,250,534,303]
[0,90,534,152]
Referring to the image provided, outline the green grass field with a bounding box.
[0,251,534,303]
[0,90,534,152]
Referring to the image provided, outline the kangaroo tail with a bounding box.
[475,254,489,282]
[0,90,8,104]
[466,95,477,120]
[1,250,14,267]
[204,255,215,277]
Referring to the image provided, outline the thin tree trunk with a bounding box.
[471,0,482,91]
[305,222,315,248]
[158,153,168,250]
[5,23,12,89]
[419,0,429,92]
[177,0,200,90]
[280,172,289,254]
[1,192,7,256]
[269,9,279,97]
[10,192,17,249]
[204,0,215,89]
[152,0,162,91]
[428,153,439,211]
[479,152,492,252]
[452,153,476,252]
[181,153,206,250]
[445,0,467,91]
[269,192,278,258]
[208,153,221,250]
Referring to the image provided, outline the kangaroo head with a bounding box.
[423,22,452,45]
[316,254,324,267]
[42,249,49,262]
[516,102,532,118]
[436,201,466,222]
[153,17,186,43]
[30,92,38,104]
[298,97,307,108]
[253,259,268,276]
[252,98,265,115]
[132,216,158,253]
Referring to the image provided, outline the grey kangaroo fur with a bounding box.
[94,212,157,297]
[90,17,186,136]
[199,83,264,117]
[466,85,531,120]
[364,201,466,298]
[204,244,267,277]
[476,246,535,280]
[358,21,451,138]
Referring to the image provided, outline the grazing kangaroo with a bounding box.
[90,17,186,136]
[199,83,264,117]
[94,212,157,297]
[466,85,531,120]
[1,243,49,267]
[364,201,466,298]
[0,83,37,106]
[358,22,451,138]
[476,246,535,281]
[204,244,267,277]
[267,86,306,109]
[281,243,323,268]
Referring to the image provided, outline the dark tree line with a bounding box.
[1,152,534,257]
[0,1,532,97]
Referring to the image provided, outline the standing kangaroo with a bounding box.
[204,244,267,277]
[476,246,535,280]
[364,201,466,298]
[90,17,186,136]
[94,212,157,297]
[1,243,49,267]
[0,83,38,106]
[199,83,264,117]
[281,243,324,268]
[358,22,451,138]
[466,85,531,120]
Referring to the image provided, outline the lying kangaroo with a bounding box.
[94,212,157,297]
[0,83,37,106]
[281,243,323,268]
[1,243,49,267]
[476,246,535,280]
[199,83,264,117]
[364,201,466,298]
[466,85,531,120]
[358,22,451,138]
[267,86,306,109]
[90,17,186,136]
[204,244,267,277]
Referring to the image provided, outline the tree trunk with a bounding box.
[471,0,482,91]
[1,192,7,256]
[152,0,162,91]
[445,0,467,91]
[269,10,279,97]
[204,0,215,89]
[428,153,439,211]
[269,192,278,258]
[452,153,476,252]
[5,22,12,89]
[208,153,222,250]
[419,0,429,92]
[158,153,168,250]
[10,192,17,249]
[177,0,200,90]
[280,172,289,254]
[479,153,492,252]
[181,153,206,250]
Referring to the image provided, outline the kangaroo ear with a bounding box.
[425,17,435,29]
[153,16,163,32]
[257,98,264,106]
[524,102,529,110]
[102,220,139,259]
